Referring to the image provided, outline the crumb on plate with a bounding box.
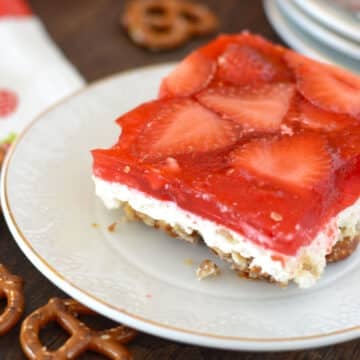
[196,259,220,280]
[107,222,117,232]
[184,258,194,266]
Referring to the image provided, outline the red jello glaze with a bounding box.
[92,33,360,256]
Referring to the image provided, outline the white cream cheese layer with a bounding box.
[93,176,360,288]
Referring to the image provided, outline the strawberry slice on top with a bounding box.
[134,98,239,160]
[217,44,278,86]
[197,83,295,132]
[285,51,360,119]
[217,42,292,86]
[295,99,358,132]
[230,133,333,192]
[159,52,216,98]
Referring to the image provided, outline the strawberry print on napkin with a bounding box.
[0,0,84,153]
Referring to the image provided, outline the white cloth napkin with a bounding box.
[0,0,84,142]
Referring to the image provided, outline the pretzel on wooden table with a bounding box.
[20,297,138,360]
[0,264,25,335]
[122,0,219,50]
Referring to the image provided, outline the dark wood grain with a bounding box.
[1,0,359,358]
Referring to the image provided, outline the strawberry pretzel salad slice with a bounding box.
[92,32,360,288]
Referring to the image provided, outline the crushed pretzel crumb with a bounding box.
[226,168,235,176]
[165,157,180,172]
[91,223,99,228]
[196,259,220,280]
[107,222,117,232]
[270,211,283,222]
[184,258,194,266]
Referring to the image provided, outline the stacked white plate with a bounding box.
[263,0,360,74]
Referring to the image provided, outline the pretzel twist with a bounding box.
[20,298,137,360]
[122,0,218,50]
[0,264,24,335]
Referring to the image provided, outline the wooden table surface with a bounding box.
[1,0,359,359]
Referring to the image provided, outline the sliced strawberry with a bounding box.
[197,83,295,131]
[159,52,215,98]
[216,34,294,85]
[200,32,287,61]
[285,51,360,119]
[230,133,332,191]
[296,99,357,132]
[217,44,278,86]
[135,98,239,159]
[234,31,287,57]
[200,34,236,59]
[233,33,293,83]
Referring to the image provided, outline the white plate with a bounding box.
[277,0,360,60]
[263,0,360,74]
[2,64,360,351]
[293,0,360,43]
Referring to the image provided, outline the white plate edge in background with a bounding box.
[263,0,360,73]
[277,0,360,60]
[293,0,360,43]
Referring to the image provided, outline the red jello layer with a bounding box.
[92,33,360,256]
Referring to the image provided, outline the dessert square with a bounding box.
[92,32,360,287]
